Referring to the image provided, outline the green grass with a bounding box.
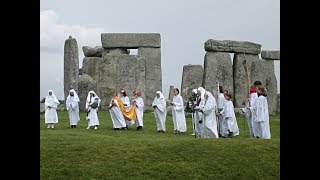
[40,111,280,179]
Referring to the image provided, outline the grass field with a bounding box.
[40,110,280,179]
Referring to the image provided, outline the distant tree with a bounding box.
[40,97,46,103]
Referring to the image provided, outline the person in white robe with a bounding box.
[44,90,60,128]
[109,92,127,130]
[133,91,144,131]
[194,87,206,137]
[197,90,219,138]
[152,91,167,133]
[66,89,80,128]
[247,81,263,138]
[85,91,101,129]
[217,86,226,137]
[241,85,258,138]
[120,89,135,128]
[170,88,187,134]
[252,85,271,139]
[217,93,239,138]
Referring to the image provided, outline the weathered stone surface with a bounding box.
[138,47,161,108]
[233,53,260,108]
[64,36,79,102]
[168,85,174,101]
[97,54,146,110]
[40,103,45,113]
[101,33,161,48]
[82,57,101,82]
[261,50,280,60]
[202,52,233,100]
[181,65,203,105]
[82,46,103,57]
[101,48,129,58]
[204,39,261,55]
[115,55,146,102]
[251,60,278,115]
[78,74,97,111]
[277,93,280,113]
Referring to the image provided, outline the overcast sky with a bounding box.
[40,0,280,100]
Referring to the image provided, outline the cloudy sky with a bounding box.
[40,0,280,100]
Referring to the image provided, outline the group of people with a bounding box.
[241,81,271,139]
[43,80,271,139]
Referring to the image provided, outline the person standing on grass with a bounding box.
[198,90,219,138]
[120,89,135,128]
[44,90,60,129]
[66,89,80,128]
[170,88,187,134]
[133,91,144,131]
[252,85,271,139]
[109,91,127,130]
[152,91,167,133]
[245,80,262,138]
[217,93,239,138]
[241,85,258,138]
[85,91,101,130]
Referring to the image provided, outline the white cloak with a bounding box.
[134,97,144,127]
[248,93,260,138]
[152,92,167,131]
[253,95,271,139]
[200,91,219,138]
[220,100,239,137]
[66,90,80,125]
[87,96,100,126]
[109,98,127,128]
[217,92,226,135]
[44,91,60,124]
[172,94,187,132]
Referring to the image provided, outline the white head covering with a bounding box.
[86,90,96,103]
[156,91,164,99]
[197,87,206,99]
[86,90,100,109]
[46,90,60,104]
[192,89,197,94]
[67,89,80,103]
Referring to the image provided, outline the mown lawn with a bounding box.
[40,110,280,179]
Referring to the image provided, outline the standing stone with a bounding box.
[115,55,146,102]
[181,65,203,105]
[64,36,79,102]
[277,93,280,113]
[97,53,146,110]
[78,74,97,111]
[202,52,233,99]
[251,60,278,115]
[138,47,161,108]
[233,53,260,108]
[81,57,101,82]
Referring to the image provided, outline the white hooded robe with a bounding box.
[66,89,80,125]
[44,90,60,124]
[152,91,167,131]
[172,94,187,132]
